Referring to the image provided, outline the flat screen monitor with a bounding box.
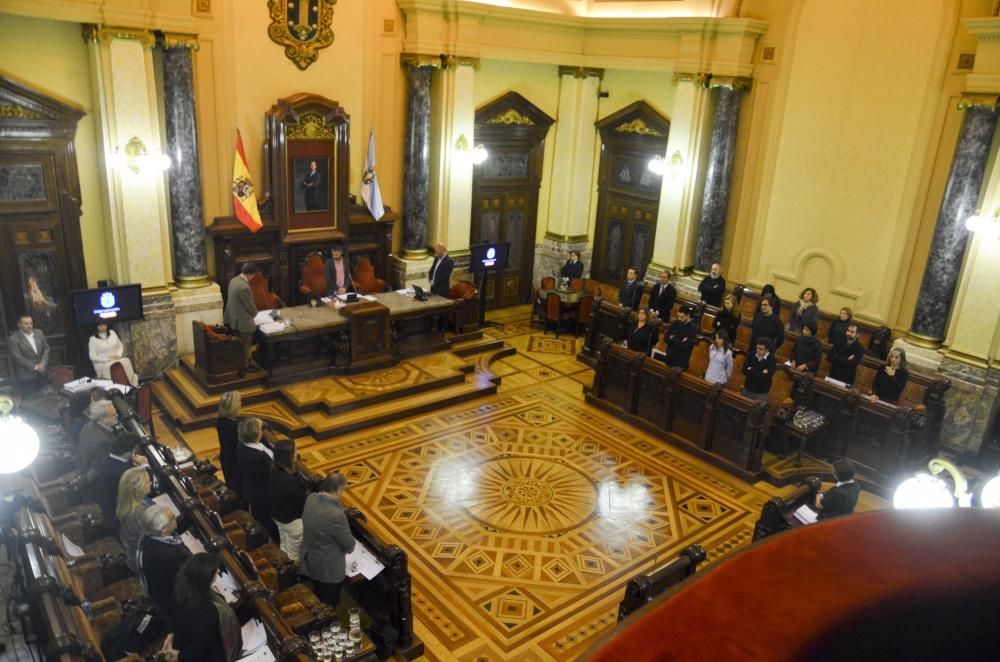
[469,242,510,273]
[71,284,144,326]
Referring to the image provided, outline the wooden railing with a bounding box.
[617,544,707,622]
[751,477,822,541]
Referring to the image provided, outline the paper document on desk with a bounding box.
[345,539,386,579]
[321,296,333,303]
[396,288,414,295]
[238,618,269,659]
[180,531,205,554]
[253,310,274,325]
[258,321,286,335]
[824,376,848,389]
[152,493,179,516]
[213,569,240,604]
[64,377,99,394]
[61,534,85,558]
[793,504,818,525]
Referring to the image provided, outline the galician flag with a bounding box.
[231,128,263,233]
[361,128,385,220]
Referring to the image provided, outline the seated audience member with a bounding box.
[828,307,853,347]
[787,287,820,333]
[300,472,356,609]
[164,553,242,662]
[77,399,118,486]
[698,263,726,307]
[137,505,190,620]
[324,244,355,297]
[117,466,153,573]
[789,322,821,373]
[215,391,242,494]
[8,314,50,396]
[560,251,584,280]
[237,417,279,542]
[870,348,909,405]
[705,330,734,386]
[618,267,644,310]
[270,439,307,562]
[89,322,138,386]
[828,324,865,386]
[742,338,776,402]
[815,458,860,520]
[625,308,658,355]
[663,305,697,370]
[648,271,676,321]
[712,293,741,342]
[96,433,142,529]
[754,284,782,319]
[750,297,784,354]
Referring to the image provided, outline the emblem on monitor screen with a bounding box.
[100,291,116,309]
[487,247,496,260]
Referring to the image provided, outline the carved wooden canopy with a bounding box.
[595,100,671,150]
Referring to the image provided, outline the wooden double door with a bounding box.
[591,101,671,283]
[471,93,554,309]
[0,77,88,379]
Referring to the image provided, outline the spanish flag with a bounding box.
[232,129,262,233]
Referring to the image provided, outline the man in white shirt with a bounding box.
[8,314,50,396]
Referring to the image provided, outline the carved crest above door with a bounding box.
[267,0,337,70]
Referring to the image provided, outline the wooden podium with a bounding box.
[340,301,394,373]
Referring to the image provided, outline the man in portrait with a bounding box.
[301,159,323,211]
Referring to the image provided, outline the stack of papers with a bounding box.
[237,619,273,661]
[253,310,275,325]
[396,288,415,295]
[152,493,179,516]
[180,531,205,554]
[257,321,287,335]
[793,504,819,525]
[213,570,241,604]
[824,376,848,389]
[345,539,386,579]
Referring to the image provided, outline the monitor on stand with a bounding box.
[469,242,510,327]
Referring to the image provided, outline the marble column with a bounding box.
[694,82,748,273]
[402,59,435,258]
[160,35,210,288]
[908,105,999,348]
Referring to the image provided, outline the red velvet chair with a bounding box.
[533,276,558,327]
[575,294,594,336]
[352,257,386,295]
[249,272,283,310]
[448,280,479,333]
[109,363,130,387]
[299,252,327,299]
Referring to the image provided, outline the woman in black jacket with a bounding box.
[626,308,658,355]
[828,307,853,347]
[789,322,822,373]
[236,417,279,541]
[164,553,241,662]
[270,439,307,563]
[870,348,909,405]
[712,294,741,343]
[215,391,242,494]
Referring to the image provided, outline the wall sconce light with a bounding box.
[965,209,1000,239]
[894,457,1000,509]
[668,150,685,178]
[647,154,666,176]
[0,395,40,474]
[455,134,488,165]
[114,135,171,174]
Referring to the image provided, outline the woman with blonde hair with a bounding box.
[216,391,242,494]
[712,293,741,344]
[116,466,152,572]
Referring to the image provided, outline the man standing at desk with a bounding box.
[8,314,49,396]
[429,243,453,298]
[224,262,259,377]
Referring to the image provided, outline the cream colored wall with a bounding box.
[742,0,956,325]
[0,13,109,286]
[474,59,560,243]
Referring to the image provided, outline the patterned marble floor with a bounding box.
[161,306,886,661]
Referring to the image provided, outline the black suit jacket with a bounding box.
[323,257,356,296]
[96,454,135,528]
[649,283,676,320]
[626,323,658,355]
[618,280,644,310]
[560,260,584,279]
[429,254,454,298]
[237,444,273,509]
[664,320,696,369]
[818,481,860,519]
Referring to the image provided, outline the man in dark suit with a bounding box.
[8,314,50,396]
[815,458,860,520]
[827,324,865,387]
[299,471,356,608]
[663,305,696,369]
[618,267,644,310]
[77,399,118,487]
[429,243,454,298]
[560,251,584,280]
[224,262,259,375]
[301,160,322,211]
[95,433,140,530]
[698,263,726,307]
[741,338,776,402]
[324,245,356,296]
[649,270,676,321]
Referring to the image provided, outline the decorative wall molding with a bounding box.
[558,65,605,80]
[82,24,156,48]
[157,31,200,50]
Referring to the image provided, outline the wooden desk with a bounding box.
[253,292,452,384]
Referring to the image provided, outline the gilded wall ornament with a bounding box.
[267,0,337,71]
[0,104,44,120]
[286,113,337,139]
[614,118,665,137]
[486,109,535,126]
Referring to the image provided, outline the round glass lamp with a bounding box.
[893,473,955,510]
[0,395,40,474]
[980,474,1000,510]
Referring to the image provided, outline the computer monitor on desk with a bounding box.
[469,242,510,327]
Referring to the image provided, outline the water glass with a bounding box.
[309,632,321,647]
[332,642,344,661]
[348,607,361,627]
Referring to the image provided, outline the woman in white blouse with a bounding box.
[705,329,734,386]
[89,322,138,386]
